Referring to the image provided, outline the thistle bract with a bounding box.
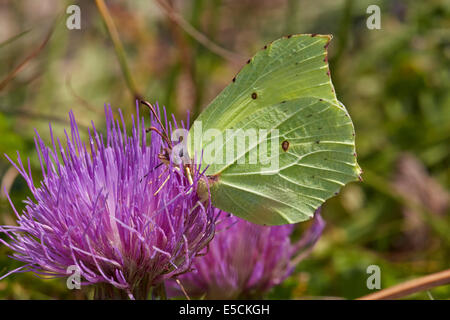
[169,209,325,299]
[0,104,215,299]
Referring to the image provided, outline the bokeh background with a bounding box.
[0,0,449,299]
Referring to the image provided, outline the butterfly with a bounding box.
[149,34,361,226]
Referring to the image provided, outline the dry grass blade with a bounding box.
[0,29,31,49]
[154,0,244,63]
[0,108,90,131]
[175,279,191,300]
[358,269,450,300]
[0,26,53,92]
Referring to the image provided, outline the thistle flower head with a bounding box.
[170,209,325,299]
[0,104,215,299]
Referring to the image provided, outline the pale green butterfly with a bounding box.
[181,34,361,226]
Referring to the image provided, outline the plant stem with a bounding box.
[153,282,167,300]
[358,269,450,300]
[95,0,142,101]
[0,24,54,92]
[154,0,243,63]
[94,283,130,300]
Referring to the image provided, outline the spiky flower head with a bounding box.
[0,104,215,299]
[169,209,324,299]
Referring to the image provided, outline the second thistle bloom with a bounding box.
[0,105,215,299]
[170,209,325,299]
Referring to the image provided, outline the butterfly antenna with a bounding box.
[141,100,172,148]
[146,126,172,147]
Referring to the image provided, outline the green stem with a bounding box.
[94,283,130,300]
[153,282,167,300]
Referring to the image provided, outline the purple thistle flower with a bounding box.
[0,103,215,299]
[169,209,325,299]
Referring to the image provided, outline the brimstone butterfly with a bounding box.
[183,34,361,226]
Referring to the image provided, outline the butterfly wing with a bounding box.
[188,34,361,225]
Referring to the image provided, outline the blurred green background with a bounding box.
[0,0,449,299]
